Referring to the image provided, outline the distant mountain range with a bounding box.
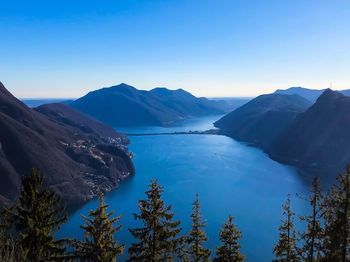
[214,93,312,149]
[275,86,350,102]
[0,82,134,209]
[209,97,252,112]
[69,83,232,127]
[4,80,350,194]
[21,98,73,108]
[215,88,350,183]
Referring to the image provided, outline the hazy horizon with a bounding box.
[1,0,350,98]
[16,84,343,100]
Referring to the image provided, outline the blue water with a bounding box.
[59,115,308,261]
[116,115,221,134]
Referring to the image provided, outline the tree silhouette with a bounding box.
[73,193,124,261]
[186,194,211,262]
[299,177,324,261]
[273,195,299,262]
[128,180,182,261]
[214,215,244,262]
[323,165,350,262]
[5,168,67,262]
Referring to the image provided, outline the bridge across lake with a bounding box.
[127,129,219,136]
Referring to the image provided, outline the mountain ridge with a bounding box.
[0,82,134,209]
[269,89,350,182]
[69,83,230,127]
[274,86,350,102]
[214,93,312,149]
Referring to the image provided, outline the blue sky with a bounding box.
[0,0,349,98]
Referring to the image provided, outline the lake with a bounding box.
[58,115,309,261]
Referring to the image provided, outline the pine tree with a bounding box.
[322,165,350,262]
[0,211,24,261]
[273,195,300,262]
[186,194,211,262]
[214,215,244,262]
[0,210,8,245]
[73,193,124,262]
[5,168,67,262]
[299,177,324,261]
[128,180,182,261]
[0,237,26,262]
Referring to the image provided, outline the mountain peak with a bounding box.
[274,86,350,102]
[316,89,344,104]
[0,81,28,113]
[109,83,136,90]
[86,83,137,97]
[150,87,192,96]
[150,87,172,94]
[321,88,340,96]
[275,86,307,92]
[175,88,193,95]
[0,81,15,99]
[117,82,133,87]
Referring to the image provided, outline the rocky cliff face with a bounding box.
[0,82,134,210]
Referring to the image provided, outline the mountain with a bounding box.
[275,86,350,102]
[21,98,73,108]
[208,97,253,112]
[69,83,228,127]
[270,89,350,182]
[149,87,225,116]
[214,93,312,149]
[0,82,134,210]
[35,103,125,140]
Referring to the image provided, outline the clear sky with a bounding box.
[1,0,349,98]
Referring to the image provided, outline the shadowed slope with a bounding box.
[0,82,134,209]
[270,89,350,182]
[214,93,311,149]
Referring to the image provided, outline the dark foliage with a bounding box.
[273,195,300,262]
[128,180,182,261]
[322,165,350,262]
[214,215,244,262]
[73,194,124,262]
[298,177,324,261]
[5,169,68,262]
[186,194,211,262]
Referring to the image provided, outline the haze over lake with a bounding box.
[59,115,308,261]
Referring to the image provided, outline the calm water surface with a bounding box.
[59,115,308,261]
